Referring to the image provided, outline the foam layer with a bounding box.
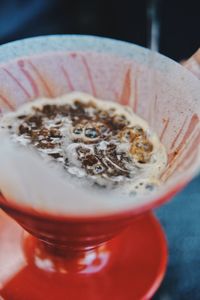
[0,92,167,196]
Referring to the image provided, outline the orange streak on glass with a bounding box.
[159,118,169,141]
[0,94,15,110]
[161,114,199,180]
[28,61,53,97]
[60,66,74,91]
[166,131,200,180]
[3,68,31,98]
[133,77,138,113]
[18,60,39,98]
[120,67,131,106]
[81,56,97,97]
[170,116,188,150]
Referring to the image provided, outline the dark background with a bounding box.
[0,0,199,61]
[0,1,199,299]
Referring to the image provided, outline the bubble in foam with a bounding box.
[85,126,99,139]
[145,183,155,191]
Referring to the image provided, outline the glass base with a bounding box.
[0,210,167,300]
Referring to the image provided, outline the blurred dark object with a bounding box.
[160,0,200,60]
[0,0,199,61]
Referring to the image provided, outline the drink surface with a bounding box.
[0,92,167,196]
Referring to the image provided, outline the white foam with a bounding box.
[0,92,167,212]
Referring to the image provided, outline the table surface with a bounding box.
[154,174,200,300]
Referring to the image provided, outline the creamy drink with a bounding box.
[0,92,167,196]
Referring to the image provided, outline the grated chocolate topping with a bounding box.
[1,93,167,194]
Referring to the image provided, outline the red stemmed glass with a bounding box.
[0,36,199,300]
